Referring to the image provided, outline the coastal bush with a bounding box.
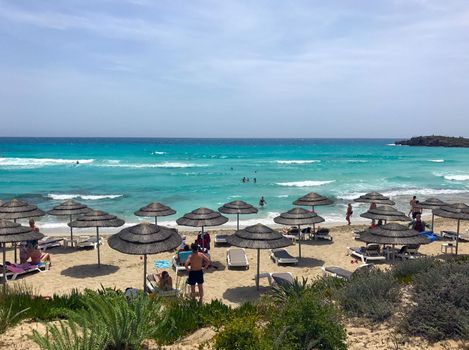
[213,316,266,350]
[336,269,400,321]
[32,292,163,350]
[391,257,440,284]
[264,291,346,350]
[401,260,469,341]
[0,302,28,334]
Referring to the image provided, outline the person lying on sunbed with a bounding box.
[150,271,173,291]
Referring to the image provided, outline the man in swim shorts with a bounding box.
[185,243,211,302]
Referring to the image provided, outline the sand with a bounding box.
[1,217,469,349]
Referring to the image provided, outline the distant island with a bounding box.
[395,135,469,148]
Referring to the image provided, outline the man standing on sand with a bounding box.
[409,196,417,217]
[185,243,211,302]
[345,203,353,225]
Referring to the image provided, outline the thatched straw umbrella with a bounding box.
[48,200,91,247]
[274,208,324,259]
[108,222,182,290]
[360,205,409,223]
[218,201,258,231]
[69,210,124,267]
[433,203,469,255]
[354,192,395,206]
[176,208,228,250]
[0,199,45,262]
[0,219,44,284]
[358,223,430,245]
[293,192,332,233]
[415,198,448,231]
[134,202,176,225]
[227,224,291,290]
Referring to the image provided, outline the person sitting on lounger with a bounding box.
[151,271,173,291]
[20,240,51,266]
[409,214,429,233]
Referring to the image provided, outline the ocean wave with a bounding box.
[152,151,167,155]
[0,158,94,169]
[47,194,123,200]
[346,160,369,163]
[276,195,289,198]
[276,180,335,187]
[97,162,208,169]
[444,175,469,181]
[275,160,320,164]
[338,188,469,200]
[386,143,397,146]
[429,159,445,163]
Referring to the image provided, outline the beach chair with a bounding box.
[268,272,294,287]
[441,231,469,242]
[347,244,386,263]
[214,234,230,247]
[77,236,102,249]
[301,227,313,240]
[38,236,64,251]
[270,248,298,265]
[321,264,373,280]
[313,228,332,241]
[226,248,249,269]
[0,263,45,281]
[172,251,192,273]
[145,274,180,296]
[396,244,423,260]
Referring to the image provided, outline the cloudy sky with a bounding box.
[1,0,468,138]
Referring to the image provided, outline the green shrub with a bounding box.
[337,269,400,321]
[213,316,266,350]
[265,292,346,350]
[392,257,440,284]
[0,302,28,334]
[401,261,469,341]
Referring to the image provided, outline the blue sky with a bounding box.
[1,0,468,138]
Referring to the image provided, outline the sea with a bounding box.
[0,137,468,231]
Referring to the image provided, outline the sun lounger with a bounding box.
[172,251,192,273]
[348,244,386,263]
[396,244,424,260]
[0,263,45,281]
[145,274,180,296]
[441,231,469,241]
[313,228,332,241]
[268,272,294,287]
[38,237,64,251]
[270,248,298,265]
[321,264,373,280]
[77,236,102,249]
[214,234,230,247]
[226,247,249,269]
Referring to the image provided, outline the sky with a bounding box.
[0,0,468,138]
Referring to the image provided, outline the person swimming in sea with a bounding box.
[259,196,266,208]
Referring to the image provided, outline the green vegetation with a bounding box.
[2,257,469,348]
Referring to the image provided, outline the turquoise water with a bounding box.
[0,138,468,229]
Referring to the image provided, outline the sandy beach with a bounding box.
[1,217,469,349]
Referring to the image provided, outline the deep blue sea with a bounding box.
[0,138,468,230]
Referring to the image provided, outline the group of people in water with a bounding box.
[241,177,257,183]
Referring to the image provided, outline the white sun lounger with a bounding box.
[77,236,102,249]
[145,274,180,296]
[347,244,386,263]
[270,248,298,265]
[226,248,249,269]
[214,234,230,247]
[38,237,64,251]
[0,263,45,281]
[321,264,373,280]
[268,272,294,287]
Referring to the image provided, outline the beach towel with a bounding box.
[420,231,438,242]
[154,260,171,269]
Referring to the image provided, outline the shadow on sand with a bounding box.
[223,285,270,303]
[61,264,119,278]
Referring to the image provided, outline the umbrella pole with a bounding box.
[237,214,240,231]
[256,248,260,291]
[2,243,7,287]
[456,219,460,255]
[431,214,435,233]
[96,227,101,267]
[201,226,205,250]
[143,254,147,292]
[69,214,74,247]
[13,219,17,263]
[311,206,316,236]
[298,224,302,259]
[155,217,158,226]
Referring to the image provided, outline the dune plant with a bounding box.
[391,257,440,284]
[0,302,29,334]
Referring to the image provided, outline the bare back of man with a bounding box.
[185,244,211,302]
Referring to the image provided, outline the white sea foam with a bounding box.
[338,188,469,200]
[347,160,368,163]
[429,159,445,163]
[276,180,335,187]
[277,195,289,198]
[275,160,320,164]
[0,158,94,169]
[47,194,123,200]
[152,151,167,155]
[98,162,208,169]
[444,175,469,181]
[386,143,397,146]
